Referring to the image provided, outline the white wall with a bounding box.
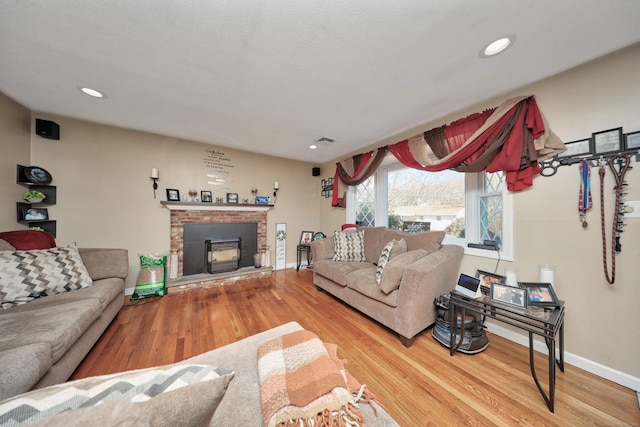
[0,93,31,230]
[316,44,640,387]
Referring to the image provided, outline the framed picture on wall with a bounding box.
[593,127,623,155]
[624,131,640,150]
[557,138,592,158]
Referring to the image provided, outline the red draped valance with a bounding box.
[332,95,564,205]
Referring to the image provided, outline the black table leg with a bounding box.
[529,332,556,412]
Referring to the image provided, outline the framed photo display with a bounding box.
[592,127,623,155]
[166,189,180,201]
[299,231,313,245]
[201,191,212,203]
[490,283,527,309]
[226,193,238,204]
[23,207,48,221]
[557,138,592,158]
[475,269,505,294]
[518,282,560,308]
[624,131,640,150]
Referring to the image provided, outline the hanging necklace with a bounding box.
[579,160,591,228]
[598,154,631,285]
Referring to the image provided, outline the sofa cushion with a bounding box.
[375,239,407,284]
[379,249,428,294]
[0,343,52,401]
[346,269,398,308]
[1,278,123,315]
[0,364,234,427]
[313,259,374,287]
[361,227,389,263]
[0,245,93,309]
[0,231,56,250]
[388,230,445,254]
[0,299,101,363]
[331,230,366,262]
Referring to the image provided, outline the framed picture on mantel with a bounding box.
[166,189,180,202]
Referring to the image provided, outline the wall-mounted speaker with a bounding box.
[312,167,321,176]
[35,119,60,140]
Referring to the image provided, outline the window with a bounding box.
[348,159,512,260]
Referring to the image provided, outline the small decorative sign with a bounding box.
[275,223,287,270]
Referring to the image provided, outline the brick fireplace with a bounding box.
[162,202,271,291]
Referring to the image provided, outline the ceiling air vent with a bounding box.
[316,136,335,144]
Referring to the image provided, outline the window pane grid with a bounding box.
[479,172,504,243]
[355,176,375,227]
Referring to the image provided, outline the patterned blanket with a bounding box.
[257,330,371,427]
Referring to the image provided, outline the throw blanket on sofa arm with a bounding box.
[257,330,379,427]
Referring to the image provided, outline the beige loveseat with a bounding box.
[311,226,463,347]
[0,235,128,400]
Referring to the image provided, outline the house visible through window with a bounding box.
[349,160,512,259]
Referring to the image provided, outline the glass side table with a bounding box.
[296,244,311,271]
[448,291,565,412]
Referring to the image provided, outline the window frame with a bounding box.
[346,160,513,261]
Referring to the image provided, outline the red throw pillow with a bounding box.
[0,230,57,250]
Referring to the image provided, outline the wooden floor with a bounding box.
[72,269,640,426]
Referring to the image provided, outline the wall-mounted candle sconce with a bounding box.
[150,168,159,198]
[273,181,279,203]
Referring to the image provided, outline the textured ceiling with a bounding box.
[2,1,640,163]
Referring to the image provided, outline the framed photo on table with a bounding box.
[299,231,314,245]
[475,269,505,294]
[490,283,527,309]
[518,282,560,308]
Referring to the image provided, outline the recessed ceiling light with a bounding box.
[309,144,318,150]
[480,35,515,58]
[79,87,106,98]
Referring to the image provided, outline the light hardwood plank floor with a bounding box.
[72,269,640,426]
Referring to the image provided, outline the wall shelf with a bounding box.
[16,165,57,236]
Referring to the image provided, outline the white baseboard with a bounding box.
[485,323,640,392]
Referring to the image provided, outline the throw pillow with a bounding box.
[0,245,93,309]
[379,249,428,294]
[375,239,407,284]
[0,230,56,250]
[332,230,366,262]
[0,364,234,427]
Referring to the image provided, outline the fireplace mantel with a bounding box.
[161,201,273,212]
